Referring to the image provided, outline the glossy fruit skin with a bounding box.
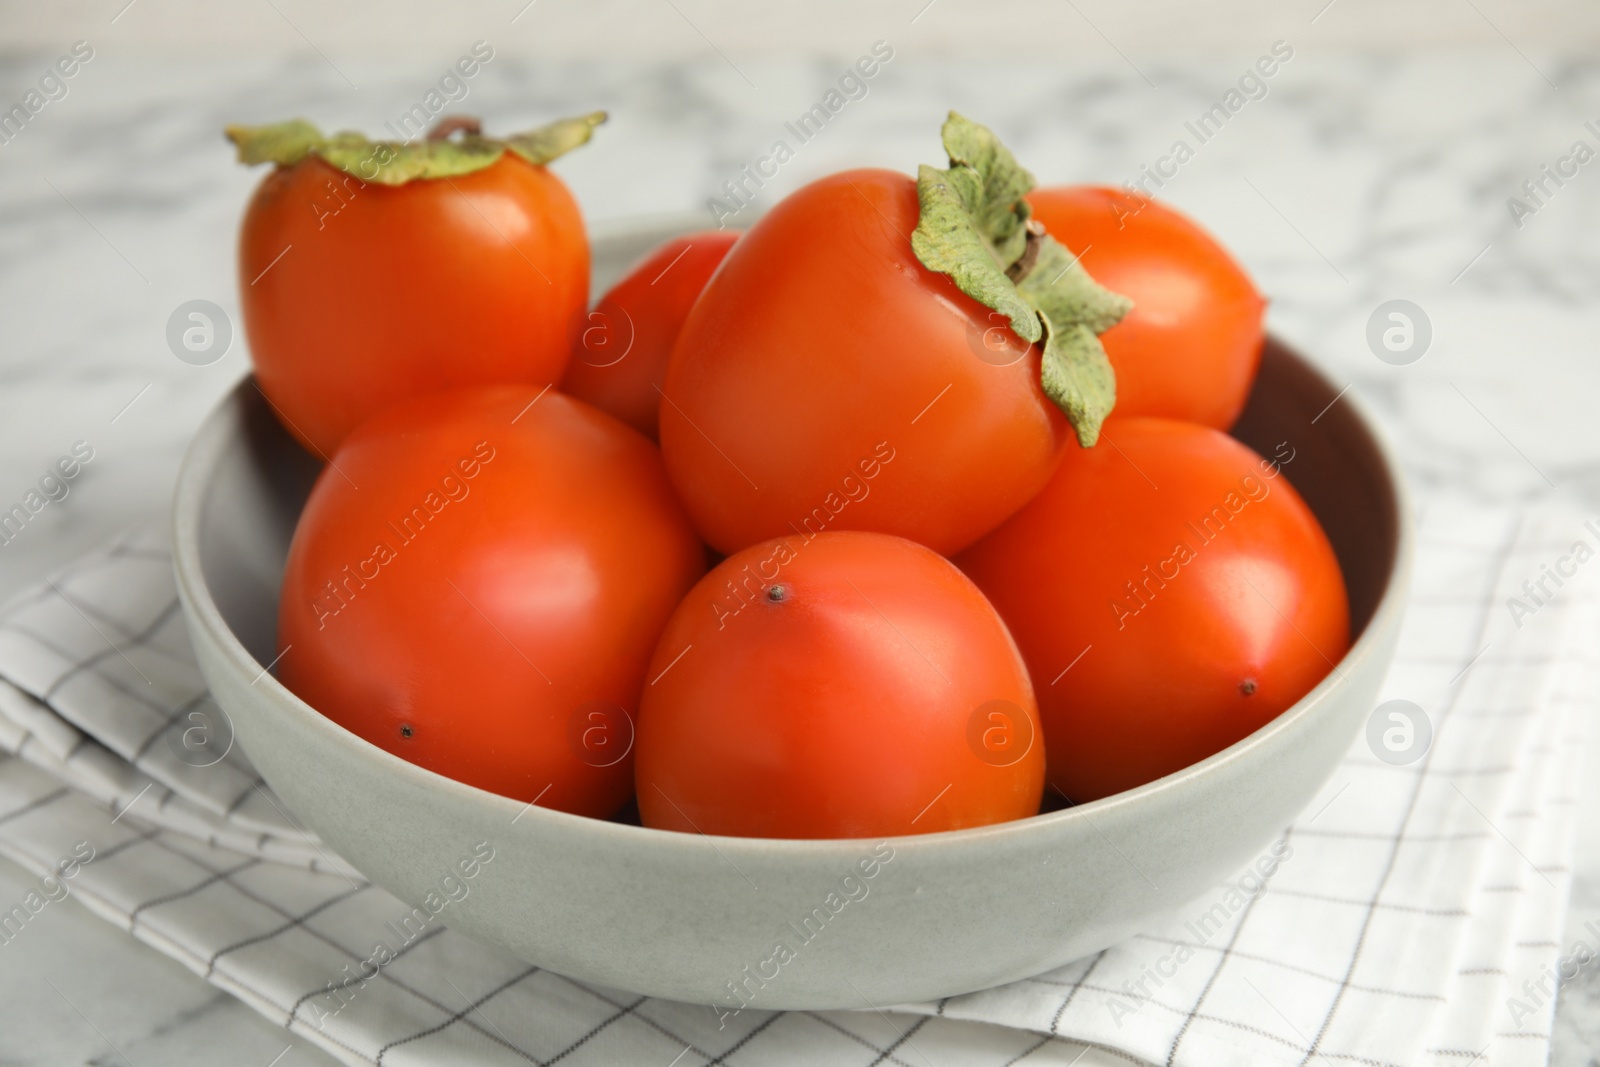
[239,155,588,458]
[276,387,706,817]
[659,168,1073,558]
[1027,186,1265,431]
[636,531,1045,839]
[561,230,739,439]
[956,418,1349,803]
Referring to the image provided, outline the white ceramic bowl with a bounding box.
[171,217,1412,1011]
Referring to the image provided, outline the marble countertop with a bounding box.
[1,40,1598,1066]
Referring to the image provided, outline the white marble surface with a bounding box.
[1,36,1599,1066]
[3,0,1593,57]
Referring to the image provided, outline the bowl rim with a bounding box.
[171,336,1413,858]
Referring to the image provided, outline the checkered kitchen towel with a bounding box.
[0,494,1593,1066]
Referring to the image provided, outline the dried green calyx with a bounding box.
[224,112,607,186]
[911,112,1132,446]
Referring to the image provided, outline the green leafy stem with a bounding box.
[224,112,607,186]
[911,112,1132,446]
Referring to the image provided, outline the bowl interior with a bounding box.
[203,335,1399,690]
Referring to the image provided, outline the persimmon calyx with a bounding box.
[911,111,1132,447]
[224,112,607,186]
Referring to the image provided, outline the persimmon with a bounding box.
[957,418,1349,802]
[229,114,603,456]
[659,114,1131,556]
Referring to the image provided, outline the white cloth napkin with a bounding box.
[0,496,1592,1066]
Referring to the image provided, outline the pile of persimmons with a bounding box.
[226,111,1347,840]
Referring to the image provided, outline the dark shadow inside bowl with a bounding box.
[195,388,321,666]
[1231,337,1399,637]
